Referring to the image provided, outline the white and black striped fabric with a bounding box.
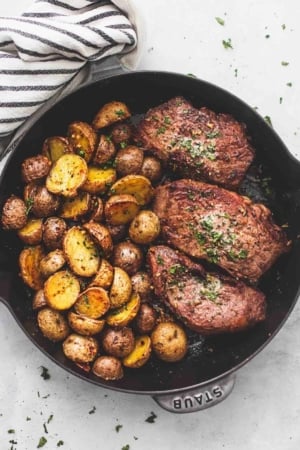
[0,0,137,136]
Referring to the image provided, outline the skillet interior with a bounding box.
[0,71,300,394]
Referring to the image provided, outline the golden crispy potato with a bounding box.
[42,216,67,250]
[102,327,135,358]
[106,292,140,327]
[42,136,72,162]
[115,146,144,176]
[140,156,162,182]
[40,249,66,278]
[60,192,91,220]
[19,245,45,290]
[68,121,97,162]
[104,194,140,226]
[91,259,114,289]
[112,241,143,276]
[46,154,88,197]
[111,123,132,144]
[88,197,103,222]
[110,175,154,206]
[81,166,116,195]
[110,267,132,309]
[18,218,43,245]
[122,335,152,368]
[93,134,116,165]
[74,287,110,319]
[151,322,188,362]
[63,226,100,277]
[63,334,99,363]
[135,303,157,334]
[68,311,105,336]
[129,210,160,244]
[37,307,70,342]
[44,270,80,310]
[92,101,131,130]
[131,271,152,301]
[21,155,52,184]
[92,356,123,380]
[32,289,47,310]
[31,185,60,218]
[83,221,113,258]
[1,195,27,230]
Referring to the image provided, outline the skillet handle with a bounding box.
[152,374,236,413]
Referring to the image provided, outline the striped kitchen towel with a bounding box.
[0,0,138,138]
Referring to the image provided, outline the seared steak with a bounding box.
[135,96,254,189]
[148,246,266,335]
[154,179,289,282]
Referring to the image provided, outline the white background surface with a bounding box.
[0,1,300,449]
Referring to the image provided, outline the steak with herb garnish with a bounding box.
[153,179,290,282]
[135,96,254,189]
[147,246,266,335]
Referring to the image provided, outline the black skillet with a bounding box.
[0,59,300,413]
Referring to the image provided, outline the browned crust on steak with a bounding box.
[147,246,266,335]
[135,96,254,189]
[153,179,290,282]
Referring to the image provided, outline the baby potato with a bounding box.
[60,192,91,220]
[92,101,131,130]
[42,216,67,250]
[135,303,157,334]
[151,322,188,362]
[104,194,140,226]
[31,185,60,218]
[106,223,127,243]
[112,241,143,276]
[46,153,88,197]
[19,245,45,290]
[122,335,152,369]
[83,221,113,258]
[129,210,160,244]
[92,356,123,380]
[37,307,70,342]
[42,136,73,162]
[44,270,80,310]
[110,267,132,308]
[40,249,66,278]
[68,311,105,336]
[81,166,117,195]
[115,146,144,176]
[106,292,141,327]
[1,195,27,230]
[18,218,43,245]
[109,175,154,206]
[32,289,47,310]
[63,334,99,363]
[102,327,135,358]
[21,155,52,184]
[74,287,110,319]
[89,197,104,222]
[131,271,152,301]
[68,121,97,162]
[93,134,116,165]
[140,156,162,182]
[111,123,132,144]
[91,259,114,289]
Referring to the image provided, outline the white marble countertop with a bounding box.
[0,1,300,449]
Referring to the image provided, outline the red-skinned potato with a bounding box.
[92,356,123,380]
[112,241,143,275]
[42,217,67,250]
[1,195,27,230]
[101,327,135,358]
[21,155,52,183]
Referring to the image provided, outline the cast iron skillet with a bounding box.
[1,64,300,413]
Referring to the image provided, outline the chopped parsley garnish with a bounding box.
[43,423,48,434]
[206,129,220,139]
[156,255,164,265]
[76,148,86,158]
[121,445,130,450]
[215,17,225,26]
[265,34,270,38]
[89,406,96,414]
[281,24,286,30]
[57,441,64,447]
[145,411,157,423]
[281,61,289,66]
[115,424,123,432]
[264,116,272,127]
[115,109,126,117]
[279,97,283,104]
[222,38,233,49]
[40,366,50,380]
[206,247,219,263]
[47,415,53,424]
[156,126,166,135]
[25,197,34,215]
[169,264,186,275]
[164,116,172,124]
[37,437,47,448]
[8,429,15,434]
[287,82,292,87]
[120,141,127,149]
[234,68,238,77]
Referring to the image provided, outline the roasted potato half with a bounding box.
[131,271,152,301]
[68,311,105,336]
[60,192,91,220]
[91,258,114,289]
[135,303,157,334]
[37,307,70,342]
[63,334,99,363]
[63,226,100,277]
[18,218,43,245]
[83,221,113,258]
[42,136,72,162]
[110,175,154,206]
[21,155,52,184]
[46,153,88,197]
[122,335,152,369]
[140,156,162,182]
[43,216,67,250]
[93,134,116,165]
[74,287,110,319]
[81,166,117,195]
[1,195,27,230]
[106,292,141,327]
[112,241,143,276]
[40,249,66,278]
[44,270,80,310]
[31,185,60,218]
[89,197,104,222]
[111,123,132,144]
[19,245,45,290]
[32,289,47,310]
[68,121,97,162]
[104,194,140,226]
[129,210,161,245]
[92,356,123,380]
[92,101,131,129]
[115,146,144,176]
[110,267,132,309]
[102,327,135,358]
[151,322,188,362]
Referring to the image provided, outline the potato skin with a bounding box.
[115,146,144,176]
[31,186,60,218]
[151,322,188,362]
[92,101,131,129]
[32,289,47,310]
[93,135,116,165]
[131,271,152,301]
[21,155,52,183]
[112,241,143,276]
[92,356,123,380]
[40,249,66,278]
[140,156,162,182]
[102,327,135,358]
[129,210,161,244]
[106,223,127,243]
[111,123,132,144]
[1,195,27,230]
[37,307,70,342]
[43,217,67,250]
[135,303,157,334]
[63,334,99,363]
[68,311,105,336]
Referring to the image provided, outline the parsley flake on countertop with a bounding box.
[264,116,273,127]
[57,441,64,447]
[37,436,47,448]
[8,429,15,434]
[88,406,96,414]
[40,366,50,380]
[115,424,123,432]
[145,411,157,423]
[287,82,293,87]
[281,61,289,66]
[222,38,233,49]
[121,445,130,450]
[215,17,225,26]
